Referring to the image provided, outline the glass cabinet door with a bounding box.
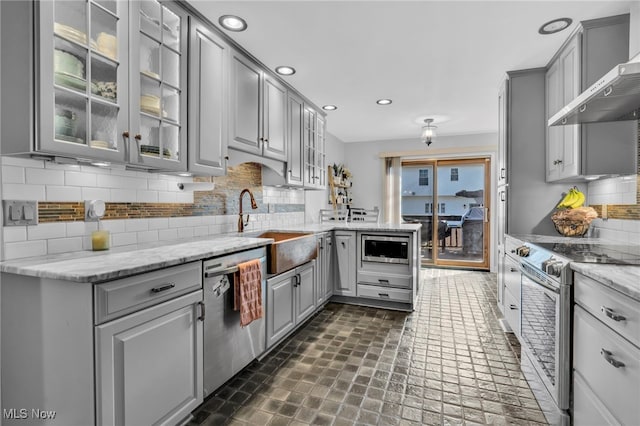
[129,0,187,171]
[39,0,128,163]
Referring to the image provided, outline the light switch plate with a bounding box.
[2,200,39,226]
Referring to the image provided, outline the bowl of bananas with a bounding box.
[551,187,598,237]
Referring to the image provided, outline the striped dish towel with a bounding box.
[233,259,263,327]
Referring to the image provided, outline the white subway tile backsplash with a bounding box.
[137,230,159,244]
[2,156,44,168]
[177,227,195,239]
[193,226,209,237]
[148,218,169,230]
[26,168,65,186]
[47,237,83,254]
[158,228,178,241]
[158,192,177,203]
[66,170,97,187]
[3,183,46,201]
[96,174,147,190]
[111,232,137,247]
[175,192,194,203]
[27,223,66,240]
[2,166,25,184]
[169,216,189,228]
[125,218,149,232]
[137,190,158,203]
[66,221,89,237]
[148,179,168,191]
[110,189,137,202]
[81,187,111,201]
[3,240,47,260]
[100,220,126,233]
[3,226,27,243]
[46,185,82,201]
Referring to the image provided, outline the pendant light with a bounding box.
[421,118,437,146]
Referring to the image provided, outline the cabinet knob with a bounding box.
[134,134,142,141]
[122,131,130,138]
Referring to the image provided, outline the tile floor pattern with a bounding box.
[189,269,548,425]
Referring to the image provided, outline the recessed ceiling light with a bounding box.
[275,66,296,76]
[322,105,337,111]
[219,15,247,32]
[376,99,392,105]
[538,18,572,35]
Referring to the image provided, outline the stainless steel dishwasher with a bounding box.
[202,247,267,397]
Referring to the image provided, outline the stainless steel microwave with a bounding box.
[361,235,410,264]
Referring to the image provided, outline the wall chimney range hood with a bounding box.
[548,59,640,126]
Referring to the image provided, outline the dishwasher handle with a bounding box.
[204,265,238,278]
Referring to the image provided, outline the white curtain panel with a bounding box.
[383,157,402,223]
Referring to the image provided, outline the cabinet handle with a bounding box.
[601,306,626,322]
[603,86,612,97]
[509,304,518,310]
[378,293,390,298]
[579,104,587,113]
[378,279,390,284]
[122,131,130,138]
[134,134,142,141]
[150,283,176,293]
[341,241,345,248]
[509,268,517,272]
[561,118,567,125]
[601,348,625,368]
[198,301,205,321]
[553,159,563,165]
[500,191,506,202]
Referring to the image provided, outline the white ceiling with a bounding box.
[189,0,635,143]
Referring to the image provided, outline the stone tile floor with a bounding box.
[189,269,548,425]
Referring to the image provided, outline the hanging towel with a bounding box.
[233,259,263,327]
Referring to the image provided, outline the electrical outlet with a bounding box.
[2,200,39,226]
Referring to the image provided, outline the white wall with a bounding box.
[304,130,345,223]
[344,132,497,212]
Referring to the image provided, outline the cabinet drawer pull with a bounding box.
[509,268,517,272]
[122,131,130,138]
[150,283,176,293]
[601,306,626,322]
[579,104,587,113]
[509,304,518,310]
[603,86,612,97]
[378,293,390,298]
[601,348,625,368]
[378,279,390,284]
[198,301,205,321]
[134,134,142,141]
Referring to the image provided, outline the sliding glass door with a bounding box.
[401,158,490,269]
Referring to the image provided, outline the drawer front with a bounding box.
[573,306,640,425]
[357,284,411,303]
[575,272,640,348]
[95,261,202,324]
[503,255,520,304]
[357,270,411,288]
[573,370,619,426]
[503,289,520,337]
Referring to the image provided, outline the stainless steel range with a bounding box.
[512,242,573,426]
[511,239,640,425]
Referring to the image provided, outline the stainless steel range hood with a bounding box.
[548,59,640,126]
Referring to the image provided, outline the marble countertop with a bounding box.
[571,262,640,302]
[508,233,640,302]
[0,222,420,283]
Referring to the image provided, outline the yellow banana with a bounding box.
[557,188,577,209]
[568,187,585,208]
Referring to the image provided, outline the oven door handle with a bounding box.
[520,267,560,294]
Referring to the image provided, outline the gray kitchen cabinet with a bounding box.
[499,69,568,237]
[95,292,203,426]
[286,90,305,186]
[266,261,316,349]
[573,272,640,425]
[1,261,204,426]
[229,50,287,162]
[502,243,521,338]
[187,16,229,175]
[303,106,327,189]
[545,14,636,182]
[1,0,189,172]
[333,231,356,297]
[315,232,334,306]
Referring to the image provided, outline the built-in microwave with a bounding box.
[361,234,410,264]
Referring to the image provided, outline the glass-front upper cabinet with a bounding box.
[38,0,129,163]
[128,0,187,171]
